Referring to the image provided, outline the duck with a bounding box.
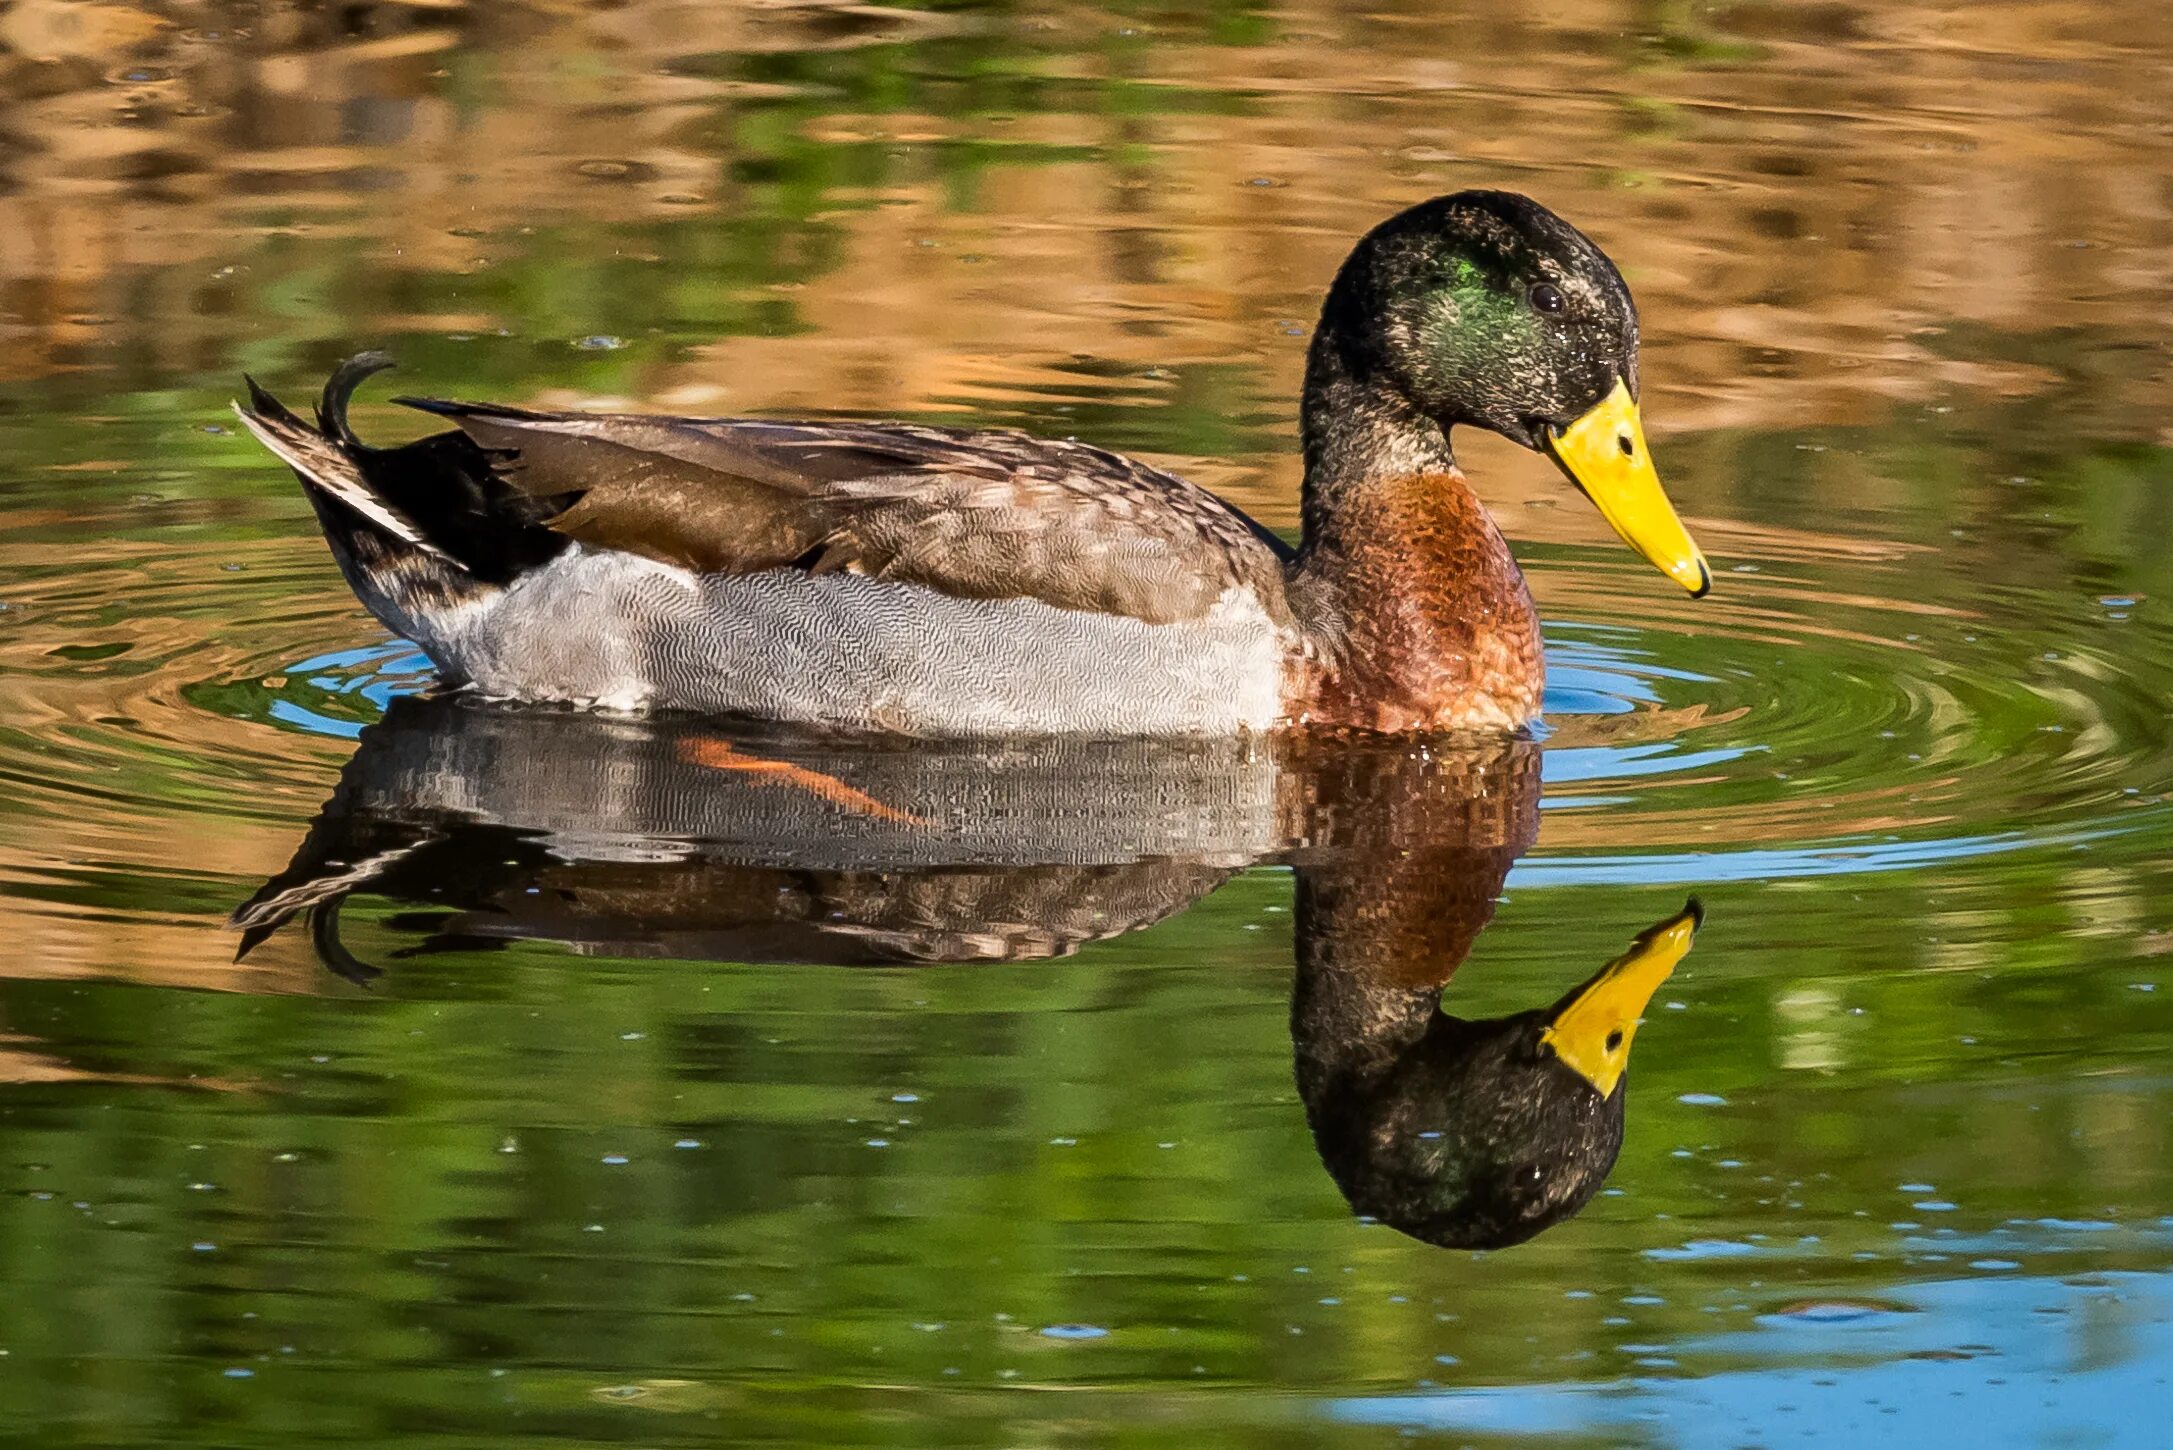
[237,190,1709,738]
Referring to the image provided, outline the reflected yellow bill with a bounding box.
[1540,900,1702,1098]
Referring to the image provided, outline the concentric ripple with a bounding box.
[0,537,383,827]
[1523,550,2173,887]
[5,513,2171,957]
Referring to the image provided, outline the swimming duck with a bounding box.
[238,191,1708,737]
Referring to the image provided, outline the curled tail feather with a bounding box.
[317,350,396,452]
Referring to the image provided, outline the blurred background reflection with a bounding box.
[1,3,2171,1446]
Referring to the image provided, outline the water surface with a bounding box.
[2,3,2172,1446]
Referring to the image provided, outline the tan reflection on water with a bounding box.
[0,0,2168,986]
[3,1,2168,480]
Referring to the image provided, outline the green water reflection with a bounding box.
[3,1,2173,1446]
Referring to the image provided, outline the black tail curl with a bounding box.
[238,352,573,585]
[317,350,398,453]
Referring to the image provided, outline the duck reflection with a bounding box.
[1296,885,1696,1249]
[236,696,1698,1249]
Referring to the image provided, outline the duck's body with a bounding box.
[411,542,1300,735]
[240,191,1706,738]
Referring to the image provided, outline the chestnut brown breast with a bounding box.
[1287,471,1544,733]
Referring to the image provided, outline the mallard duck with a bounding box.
[238,191,1708,737]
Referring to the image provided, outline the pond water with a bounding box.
[2,2,2172,1446]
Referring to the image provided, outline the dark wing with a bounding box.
[393,399,1295,626]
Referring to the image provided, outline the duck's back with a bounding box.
[238,358,1302,736]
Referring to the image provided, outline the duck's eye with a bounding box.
[1529,282,1565,316]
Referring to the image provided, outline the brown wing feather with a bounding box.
[394,402,1295,627]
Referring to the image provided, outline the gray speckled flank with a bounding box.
[411,546,1293,737]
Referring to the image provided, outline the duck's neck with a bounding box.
[1289,333,1543,731]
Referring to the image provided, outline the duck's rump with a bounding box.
[237,354,1301,735]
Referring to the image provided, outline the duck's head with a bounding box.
[1309,190,1711,597]
[1303,901,1701,1250]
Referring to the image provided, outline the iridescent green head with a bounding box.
[1319,190,1637,445]
[1308,191,1711,596]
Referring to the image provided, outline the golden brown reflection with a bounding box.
[3,0,2168,526]
[230,695,1691,1248]
[0,0,2144,1039]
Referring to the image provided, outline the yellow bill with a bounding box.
[1539,900,1701,1098]
[1543,380,1711,597]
